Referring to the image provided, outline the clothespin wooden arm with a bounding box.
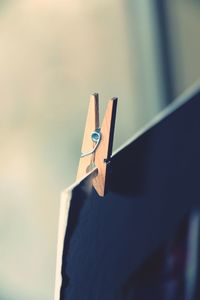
[76,94,99,180]
[76,94,118,197]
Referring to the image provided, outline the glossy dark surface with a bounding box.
[60,86,200,300]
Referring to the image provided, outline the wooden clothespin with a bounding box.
[76,93,117,197]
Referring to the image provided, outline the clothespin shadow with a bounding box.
[76,93,117,197]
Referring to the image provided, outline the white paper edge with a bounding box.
[54,189,72,300]
[54,168,97,300]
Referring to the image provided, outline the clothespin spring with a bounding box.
[81,128,101,158]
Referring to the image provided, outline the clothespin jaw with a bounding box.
[76,94,117,197]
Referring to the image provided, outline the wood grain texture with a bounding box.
[76,95,117,196]
[93,98,117,196]
[76,94,99,181]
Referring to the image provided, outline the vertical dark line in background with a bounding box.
[153,0,175,104]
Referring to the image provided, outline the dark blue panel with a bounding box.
[60,86,200,300]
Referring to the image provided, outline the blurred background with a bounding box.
[0,0,200,299]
